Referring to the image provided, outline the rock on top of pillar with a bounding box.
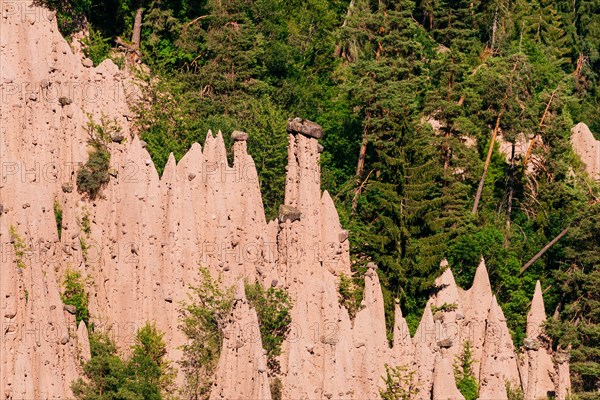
[286,117,323,139]
[232,130,249,141]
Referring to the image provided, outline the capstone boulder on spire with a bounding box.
[286,117,323,139]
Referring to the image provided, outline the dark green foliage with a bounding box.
[35,0,91,37]
[77,115,119,200]
[180,268,234,398]
[431,0,480,51]
[71,324,175,399]
[337,0,450,334]
[379,364,416,400]
[455,341,479,400]
[61,270,90,326]
[338,273,363,320]
[77,149,110,200]
[53,198,63,240]
[82,27,111,66]
[244,281,292,375]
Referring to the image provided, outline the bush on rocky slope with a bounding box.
[380,364,417,400]
[179,268,234,398]
[71,323,175,399]
[244,281,292,375]
[77,115,119,200]
[61,270,89,326]
[455,341,479,400]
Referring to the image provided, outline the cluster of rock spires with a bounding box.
[0,2,587,399]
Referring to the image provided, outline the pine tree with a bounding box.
[338,0,461,331]
[515,0,570,67]
[432,0,479,50]
[128,323,176,399]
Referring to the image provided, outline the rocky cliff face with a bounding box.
[0,2,571,399]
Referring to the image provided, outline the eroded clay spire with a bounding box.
[463,257,494,382]
[392,300,413,367]
[161,153,177,182]
[434,263,461,307]
[203,129,217,163]
[413,302,436,399]
[432,355,465,400]
[523,281,555,400]
[209,283,271,400]
[527,280,546,337]
[213,130,228,166]
[471,257,493,302]
[76,321,91,362]
[479,296,521,400]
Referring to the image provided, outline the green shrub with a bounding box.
[79,237,89,262]
[180,268,234,398]
[78,213,91,264]
[71,324,175,399]
[80,209,91,235]
[76,115,119,199]
[455,341,479,400]
[128,322,177,399]
[9,225,27,269]
[86,113,121,144]
[380,364,416,400]
[34,0,91,37]
[506,381,524,400]
[53,198,63,239]
[338,273,363,320]
[77,148,110,199]
[82,27,111,66]
[61,270,89,325]
[245,281,293,375]
[431,302,458,313]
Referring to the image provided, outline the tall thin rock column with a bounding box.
[523,281,556,400]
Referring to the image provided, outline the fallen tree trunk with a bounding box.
[472,106,505,214]
[520,225,571,274]
[472,58,519,214]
